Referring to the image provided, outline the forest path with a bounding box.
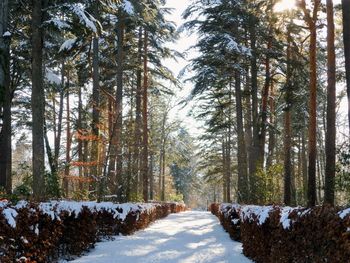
[68,211,253,263]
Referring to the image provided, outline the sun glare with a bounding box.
[274,0,297,12]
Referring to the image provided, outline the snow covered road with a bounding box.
[68,211,253,263]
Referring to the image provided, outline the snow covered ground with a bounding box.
[66,211,253,263]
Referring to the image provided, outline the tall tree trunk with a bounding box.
[78,81,83,190]
[149,109,154,200]
[0,0,11,193]
[133,27,143,196]
[116,16,125,197]
[161,142,166,201]
[284,24,293,206]
[222,139,227,203]
[302,127,308,204]
[90,29,100,192]
[54,62,65,173]
[243,66,253,202]
[159,147,163,199]
[300,0,320,207]
[342,0,350,136]
[32,0,45,199]
[325,0,336,205]
[284,110,292,205]
[64,83,71,197]
[235,72,249,203]
[248,16,259,203]
[149,150,154,200]
[142,30,149,202]
[226,88,232,203]
[260,25,273,167]
[266,83,276,169]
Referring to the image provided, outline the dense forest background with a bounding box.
[0,0,349,208]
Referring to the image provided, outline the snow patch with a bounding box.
[240,206,274,225]
[280,207,293,230]
[123,1,134,15]
[71,3,98,33]
[46,68,61,85]
[1,201,164,229]
[46,19,70,30]
[59,38,77,52]
[339,208,350,219]
[3,31,11,37]
[3,208,18,228]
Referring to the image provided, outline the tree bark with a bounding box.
[64,82,71,197]
[302,127,308,204]
[133,27,143,196]
[235,72,249,203]
[342,0,350,137]
[248,16,259,203]
[324,0,336,205]
[222,139,227,203]
[284,24,293,206]
[142,30,149,202]
[266,83,276,169]
[90,30,100,192]
[55,62,65,166]
[32,0,46,199]
[114,15,125,197]
[260,25,273,168]
[0,0,11,193]
[300,0,320,207]
[77,81,83,190]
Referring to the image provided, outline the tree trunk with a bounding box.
[266,83,276,169]
[54,62,65,172]
[0,0,11,193]
[64,83,71,197]
[90,30,100,192]
[300,0,320,207]
[342,0,350,136]
[115,16,125,198]
[133,27,143,196]
[248,17,259,203]
[324,0,336,205]
[284,110,292,205]
[243,66,253,203]
[284,24,293,206]
[260,27,272,167]
[78,82,83,190]
[32,0,46,199]
[142,30,149,202]
[302,127,308,204]
[235,72,249,203]
[149,109,154,201]
[161,143,166,201]
[150,149,154,201]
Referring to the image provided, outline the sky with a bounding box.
[163,0,203,137]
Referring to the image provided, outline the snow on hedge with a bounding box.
[218,203,349,230]
[0,200,163,228]
[339,208,350,219]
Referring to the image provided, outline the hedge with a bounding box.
[210,203,350,263]
[0,200,186,263]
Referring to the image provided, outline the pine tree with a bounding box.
[342,0,350,135]
[0,0,11,193]
[324,0,336,205]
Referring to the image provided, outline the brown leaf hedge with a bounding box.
[210,203,350,263]
[0,201,186,263]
